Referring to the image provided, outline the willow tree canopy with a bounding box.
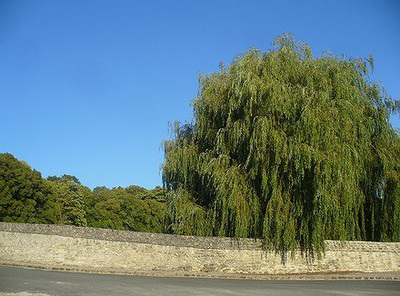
[162,35,400,255]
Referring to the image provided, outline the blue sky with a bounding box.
[1,0,399,189]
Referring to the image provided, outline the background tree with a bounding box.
[44,177,89,226]
[162,34,400,255]
[0,153,49,223]
[0,153,167,232]
[86,186,166,232]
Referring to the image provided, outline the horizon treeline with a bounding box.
[0,153,166,233]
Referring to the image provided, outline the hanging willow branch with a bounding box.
[162,34,400,256]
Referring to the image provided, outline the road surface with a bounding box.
[0,266,399,295]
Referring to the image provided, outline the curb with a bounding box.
[1,263,399,281]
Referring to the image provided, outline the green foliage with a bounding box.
[0,153,49,223]
[44,177,89,226]
[0,153,167,233]
[47,174,81,186]
[86,187,166,232]
[162,34,400,255]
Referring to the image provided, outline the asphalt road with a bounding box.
[0,266,399,296]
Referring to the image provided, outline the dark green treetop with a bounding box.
[47,174,81,186]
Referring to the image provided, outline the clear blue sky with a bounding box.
[1,0,399,189]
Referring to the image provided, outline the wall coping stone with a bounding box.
[0,222,261,250]
[1,222,399,252]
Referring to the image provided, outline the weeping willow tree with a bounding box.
[162,35,400,256]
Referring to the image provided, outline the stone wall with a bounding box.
[0,222,399,277]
